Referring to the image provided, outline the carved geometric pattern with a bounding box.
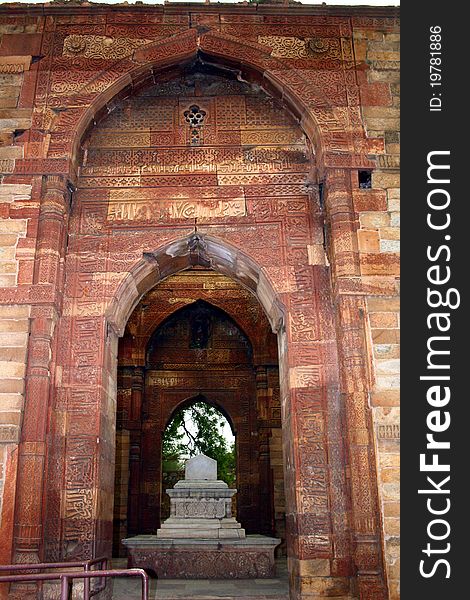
[377,424,400,439]
[128,547,276,579]
[174,499,226,519]
[215,96,246,129]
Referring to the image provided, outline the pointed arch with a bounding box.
[145,298,254,360]
[106,233,285,338]
[163,393,236,437]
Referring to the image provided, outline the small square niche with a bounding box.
[358,170,372,189]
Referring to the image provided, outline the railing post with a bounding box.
[0,565,148,600]
[142,570,149,600]
[60,575,72,600]
[84,563,90,600]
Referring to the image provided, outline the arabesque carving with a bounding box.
[258,35,341,59]
[63,34,151,59]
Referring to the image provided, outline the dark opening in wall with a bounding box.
[318,182,324,209]
[358,170,372,189]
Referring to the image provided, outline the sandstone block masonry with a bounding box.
[354,27,400,600]
[0,43,33,579]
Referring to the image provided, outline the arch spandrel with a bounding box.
[106,234,286,340]
[42,28,373,172]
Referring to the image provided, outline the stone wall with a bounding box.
[0,17,35,574]
[0,5,399,599]
[353,26,400,600]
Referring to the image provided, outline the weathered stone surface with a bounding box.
[0,4,399,598]
[357,230,380,253]
[0,55,31,74]
[359,211,391,229]
[124,535,281,579]
[157,455,245,541]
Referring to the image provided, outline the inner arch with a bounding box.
[163,393,236,437]
[113,270,285,558]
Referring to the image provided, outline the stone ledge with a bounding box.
[0,55,31,74]
[124,534,280,549]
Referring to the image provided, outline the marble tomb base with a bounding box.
[123,455,280,578]
[122,534,281,579]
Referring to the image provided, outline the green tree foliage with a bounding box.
[162,402,236,486]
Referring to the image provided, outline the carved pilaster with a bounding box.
[324,168,388,598]
[130,367,145,423]
[128,367,145,536]
[13,176,70,571]
[324,168,361,285]
[255,365,268,419]
[13,305,58,567]
[33,176,69,286]
[258,428,274,536]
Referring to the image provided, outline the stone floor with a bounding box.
[110,558,288,599]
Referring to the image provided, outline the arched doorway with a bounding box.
[160,397,236,522]
[6,29,389,598]
[112,271,286,558]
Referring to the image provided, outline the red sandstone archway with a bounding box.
[11,27,389,600]
[43,228,360,593]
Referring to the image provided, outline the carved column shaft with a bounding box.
[128,367,144,535]
[130,367,144,422]
[14,177,69,565]
[256,366,275,536]
[324,168,388,599]
[33,176,69,286]
[258,428,274,536]
[14,307,57,564]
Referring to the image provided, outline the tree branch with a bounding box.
[181,417,198,455]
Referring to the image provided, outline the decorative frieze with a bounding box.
[107,199,246,222]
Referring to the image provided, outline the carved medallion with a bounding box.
[307,37,330,54]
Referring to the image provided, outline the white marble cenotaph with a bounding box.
[157,454,245,539]
[123,454,280,578]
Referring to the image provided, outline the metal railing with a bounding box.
[0,556,108,599]
[0,561,149,600]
